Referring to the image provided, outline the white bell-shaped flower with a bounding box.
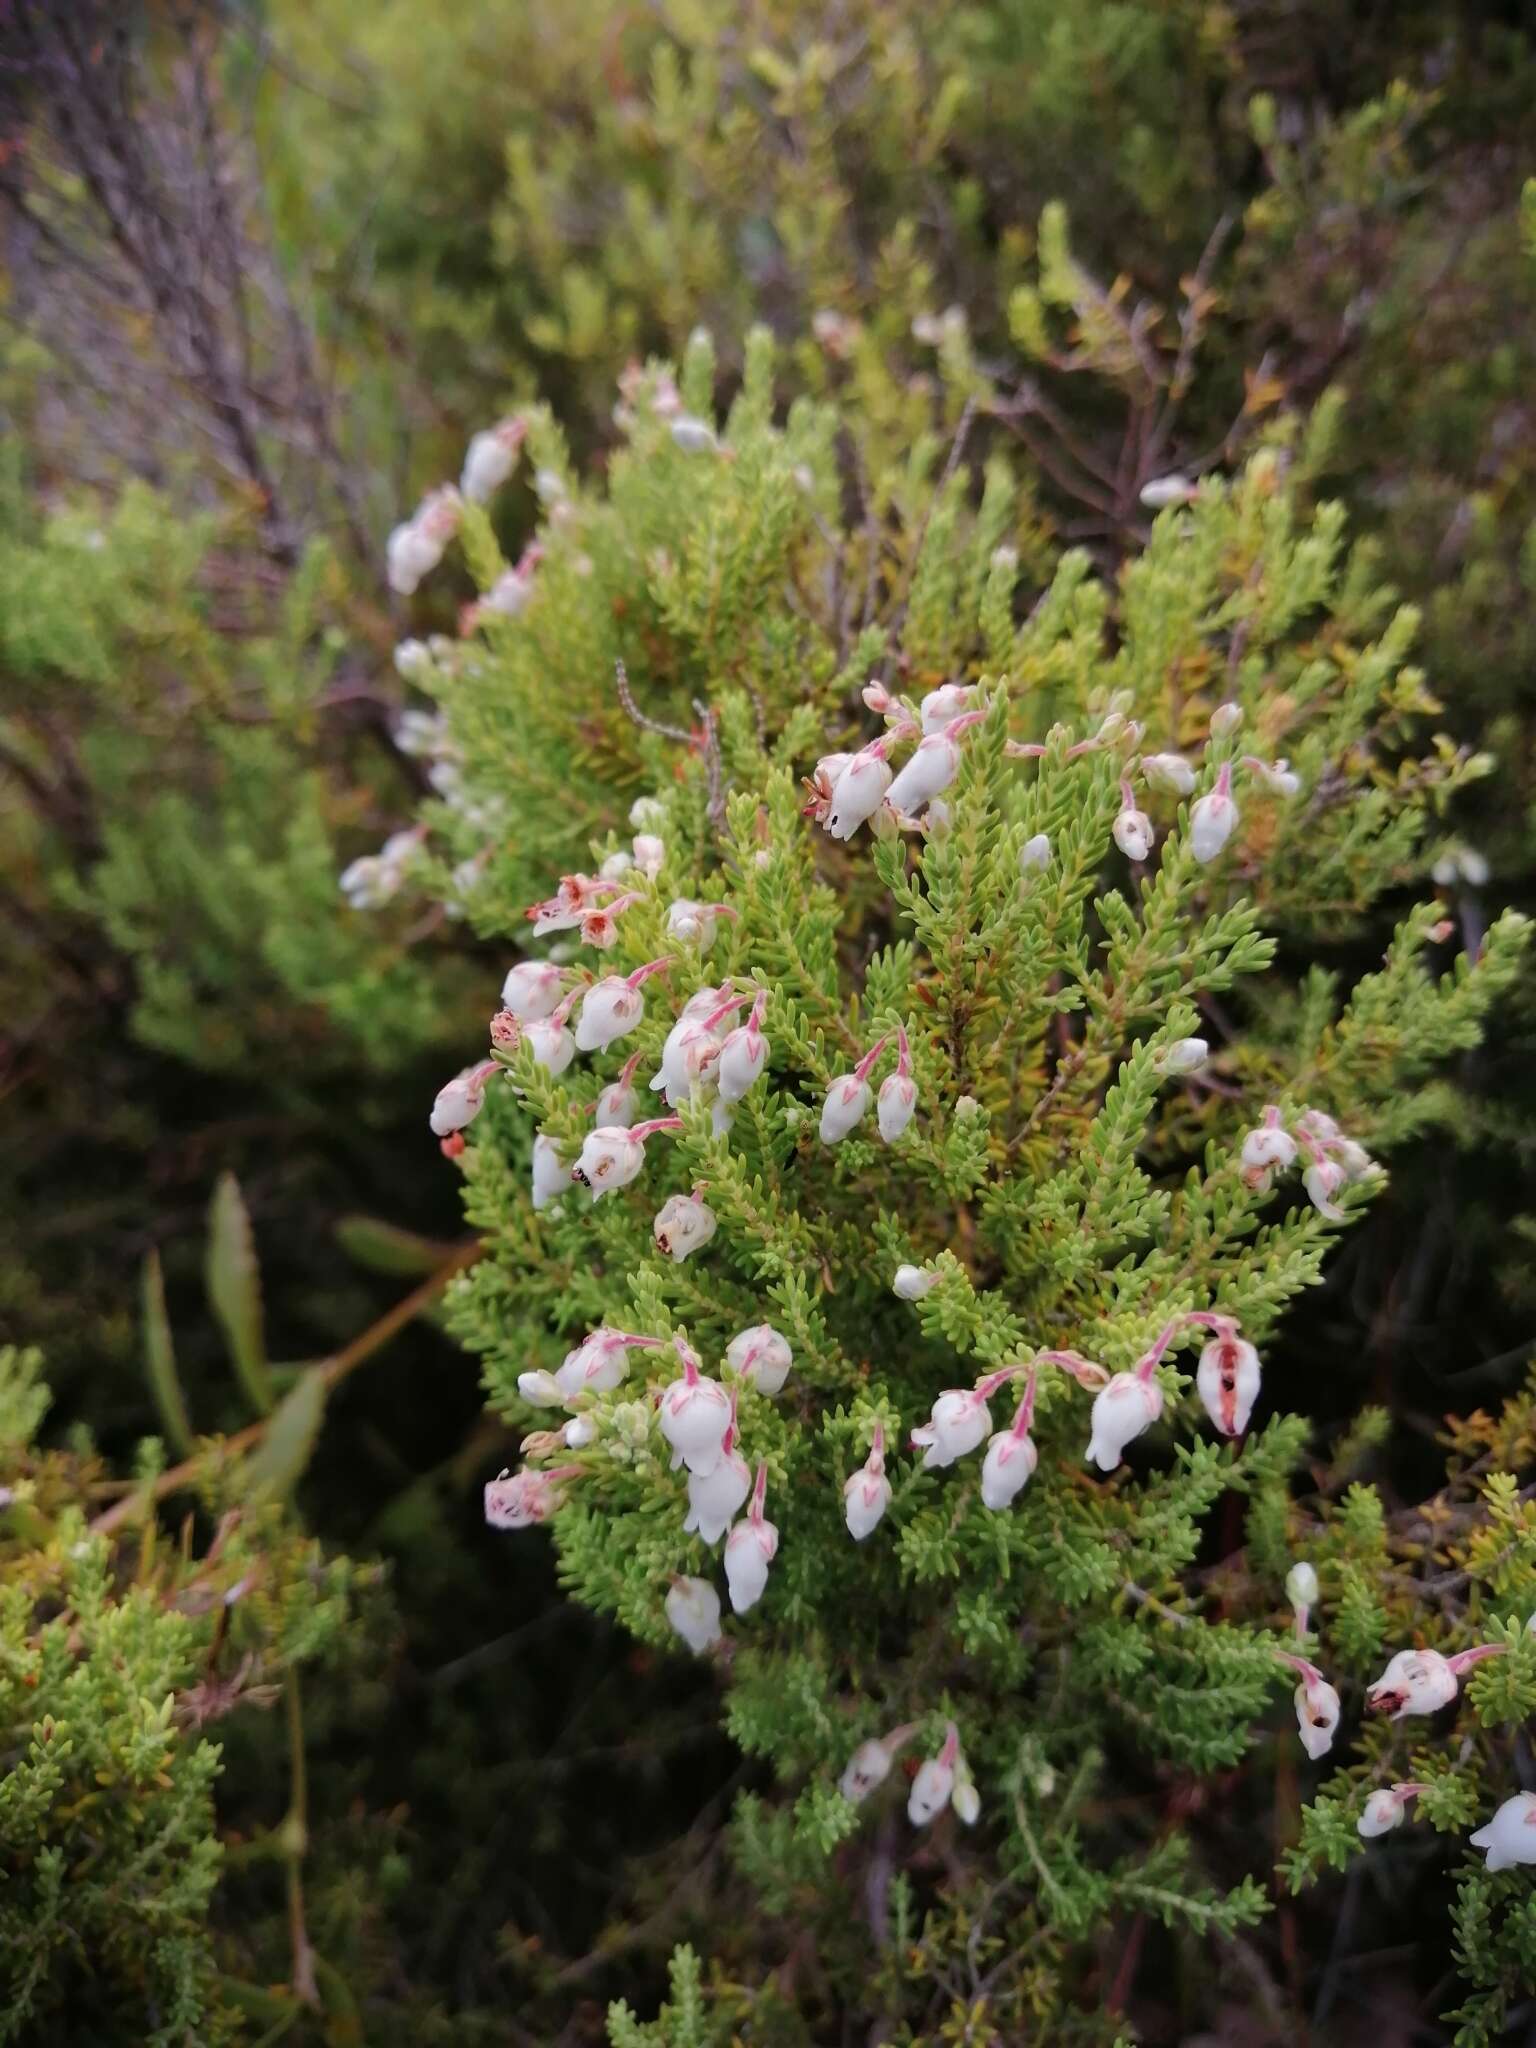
[1085,1371,1163,1472]
[1303,1158,1346,1218]
[723,1463,778,1613]
[821,1073,872,1143]
[658,1343,732,1475]
[839,1733,903,1804]
[981,1374,1040,1510]
[1156,1037,1209,1075]
[844,1425,891,1541]
[666,897,731,948]
[1196,1329,1262,1437]
[460,417,525,502]
[575,977,643,1052]
[1141,751,1196,795]
[1366,1646,1480,1720]
[570,1125,643,1197]
[1190,764,1240,862]
[501,960,565,1019]
[1113,794,1155,862]
[920,684,975,735]
[1294,1673,1341,1759]
[654,1192,717,1263]
[685,1403,750,1544]
[1358,1784,1421,1839]
[725,1324,793,1396]
[430,1061,495,1137]
[893,1263,935,1300]
[1470,1792,1536,1872]
[530,1134,567,1210]
[1139,473,1197,509]
[630,795,667,831]
[633,831,666,877]
[824,747,892,841]
[1286,1561,1319,1616]
[919,1387,992,1470]
[1019,831,1051,875]
[594,1075,639,1127]
[525,1014,576,1076]
[908,1723,960,1825]
[516,1370,564,1408]
[1242,1110,1297,1171]
[878,1072,917,1141]
[386,519,439,596]
[555,1328,664,1399]
[717,992,769,1102]
[665,1575,723,1655]
[886,732,961,815]
[563,1415,595,1449]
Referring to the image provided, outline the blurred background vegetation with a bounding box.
[2,0,1535,2039]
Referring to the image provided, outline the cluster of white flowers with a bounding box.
[386,485,463,597]
[1239,1103,1378,1216]
[838,1719,978,1828]
[819,1027,917,1144]
[338,826,426,910]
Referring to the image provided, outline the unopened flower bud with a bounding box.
[525,1015,576,1075]
[1190,778,1240,862]
[821,1073,872,1143]
[1139,473,1198,509]
[1142,751,1197,795]
[725,1325,792,1396]
[920,683,974,735]
[981,1418,1038,1510]
[665,1575,723,1654]
[501,960,565,1020]
[1359,1784,1420,1839]
[717,996,769,1103]
[630,796,666,831]
[670,415,719,455]
[878,1072,917,1143]
[633,832,666,877]
[460,416,526,503]
[1019,832,1051,874]
[1286,1562,1320,1611]
[951,1775,980,1826]
[1113,798,1155,863]
[431,1062,495,1137]
[893,1264,935,1300]
[1156,1037,1209,1075]
[1210,702,1243,737]
[516,1370,564,1408]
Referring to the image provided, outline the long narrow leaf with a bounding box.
[241,1369,327,1502]
[205,1172,272,1415]
[141,1249,194,1457]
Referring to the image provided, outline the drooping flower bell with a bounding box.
[838,1723,914,1804]
[1141,751,1196,795]
[920,683,975,735]
[877,1025,918,1142]
[387,486,463,595]
[460,415,527,503]
[824,743,893,841]
[1358,1782,1423,1840]
[658,1340,732,1475]
[1303,1157,1347,1218]
[1196,1325,1262,1437]
[1241,1106,1297,1174]
[916,1383,993,1470]
[1113,782,1155,862]
[1470,1792,1536,1871]
[981,1371,1039,1510]
[844,1424,892,1541]
[632,831,666,877]
[1365,1643,1506,1720]
[571,1115,683,1198]
[1085,1370,1163,1472]
[892,1263,935,1300]
[717,991,769,1102]
[821,1032,892,1144]
[1189,762,1240,863]
[501,959,566,1020]
[907,1722,960,1826]
[684,1395,750,1544]
[654,1191,717,1262]
[554,1327,666,1399]
[430,1060,498,1138]
[575,958,672,1053]
[885,712,984,817]
[1275,1650,1341,1759]
[652,992,743,1106]
[516,1370,564,1408]
[665,897,735,948]
[723,1462,779,1614]
[531,1133,566,1210]
[594,1049,645,1128]
[725,1324,793,1396]
[665,1574,723,1655]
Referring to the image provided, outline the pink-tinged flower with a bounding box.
[725,1324,792,1397]
[1366,1643,1506,1720]
[666,897,735,948]
[717,991,769,1102]
[525,1012,577,1076]
[1196,1328,1262,1437]
[594,1049,646,1129]
[917,1386,992,1470]
[885,714,982,816]
[1141,751,1196,795]
[1245,753,1302,798]
[920,684,975,735]
[821,1032,893,1144]
[838,1723,914,1804]
[633,831,666,877]
[483,1465,576,1530]
[1303,1157,1347,1218]
[908,1722,959,1825]
[665,1575,723,1655]
[1085,1372,1163,1472]
[531,1134,567,1210]
[1242,1106,1297,1172]
[844,1424,892,1540]
[1358,1782,1423,1840]
[893,1264,935,1300]
[554,1328,666,1399]
[460,416,527,503]
[1275,1651,1341,1759]
[575,958,672,1053]
[1190,762,1240,863]
[685,1397,750,1544]
[501,960,566,1020]
[430,1059,498,1137]
[386,487,462,595]
[1470,1792,1536,1871]
[723,1463,778,1614]
[824,745,892,841]
[658,1341,732,1473]
[1113,782,1155,862]
[981,1372,1039,1511]
[877,1026,917,1142]
[803,751,853,825]
[571,1115,682,1198]
[654,1192,717,1263]
[580,890,644,950]
[516,1370,564,1408]
[488,1009,522,1054]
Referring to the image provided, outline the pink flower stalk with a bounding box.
[1274,1649,1342,1759]
[724,1461,779,1613]
[877,1024,918,1142]
[908,1722,960,1825]
[844,1423,892,1540]
[1366,1643,1506,1719]
[820,1032,893,1144]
